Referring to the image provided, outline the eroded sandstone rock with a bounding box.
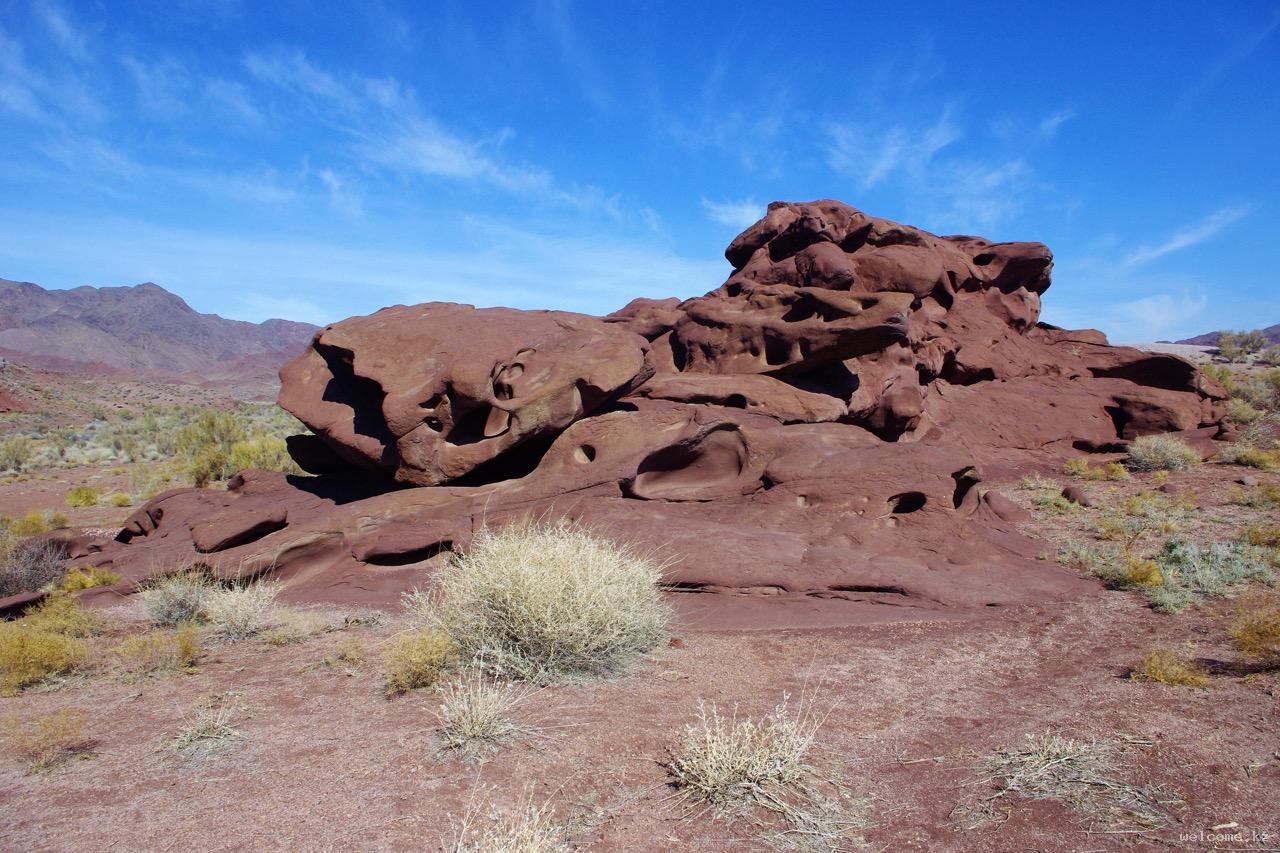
[70,200,1228,628]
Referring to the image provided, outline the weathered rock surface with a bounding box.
[70,200,1229,628]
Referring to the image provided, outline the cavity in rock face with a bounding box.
[71,200,1227,629]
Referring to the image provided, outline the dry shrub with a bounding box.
[1063,458,1130,481]
[408,521,669,682]
[60,566,123,592]
[668,699,818,808]
[201,581,280,641]
[174,697,240,757]
[1225,398,1264,426]
[22,593,102,637]
[323,635,366,672]
[9,511,50,536]
[1242,524,1280,548]
[1228,482,1280,509]
[1130,648,1210,687]
[0,537,66,597]
[961,732,1168,830]
[384,630,455,696]
[260,608,327,646]
[140,569,215,625]
[1229,594,1280,665]
[113,624,200,674]
[1218,443,1280,470]
[64,486,100,508]
[1126,435,1200,472]
[107,492,133,507]
[2,708,93,771]
[1145,539,1274,613]
[437,676,531,761]
[449,795,567,853]
[0,623,88,695]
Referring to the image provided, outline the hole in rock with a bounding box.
[763,335,793,366]
[723,393,748,409]
[951,467,981,509]
[828,584,909,596]
[452,432,558,486]
[573,444,596,463]
[627,427,750,500]
[972,252,995,266]
[725,282,742,297]
[316,343,395,450]
[1103,404,1131,439]
[363,541,453,567]
[887,491,927,514]
[781,301,817,323]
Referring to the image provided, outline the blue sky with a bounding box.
[0,1,1277,342]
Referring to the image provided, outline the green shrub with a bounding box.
[64,487,99,508]
[406,521,669,682]
[1226,398,1264,426]
[0,436,33,473]
[1145,540,1274,613]
[59,566,123,592]
[1217,444,1279,471]
[9,512,50,536]
[106,493,133,508]
[1126,435,1201,472]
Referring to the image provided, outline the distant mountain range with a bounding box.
[0,278,318,380]
[1175,324,1280,346]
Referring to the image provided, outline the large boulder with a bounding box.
[77,200,1228,629]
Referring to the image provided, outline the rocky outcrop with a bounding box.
[70,201,1228,628]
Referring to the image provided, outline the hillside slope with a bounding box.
[0,278,317,376]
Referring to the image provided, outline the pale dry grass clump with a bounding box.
[960,732,1168,830]
[1130,647,1210,687]
[1126,435,1201,472]
[2,707,94,771]
[59,565,123,592]
[174,698,240,757]
[0,537,66,597]
[449,796,567,853]
[259,607,328,646]
[113,623,201,674]
[437,676,532,761]
[201,581,281,641]
[407,520,669,683]
[140,569,215,625]
[668,699,818,809]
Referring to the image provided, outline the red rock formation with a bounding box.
[61,201,1228,628]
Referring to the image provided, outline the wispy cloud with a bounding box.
[826,107,961,189]
[701,198,761,229]
[1124,205,1256,265]
[34,1,90,61]
[1178,11,1280,109]
[245,50,617,212]
[1037,109,1075,139]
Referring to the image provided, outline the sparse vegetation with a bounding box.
[140,569,215,625]
[1145,539,1274,613]
[450,797,567,853]
[1130,647,1210,687]
[177,408,302,487]
[1229,482,1280,508]
[0,595,98,695]
[2,708,93,771]
[668,699,817,808]
[174,698,240,757]
[107,492,133,507]
[0,537,66,597]
[1226,398,1264,426]
[1063,457,1129,481]
[961,732,1167,830]
[1126,434,1200,472]
[1229,594,1280,666]
[260,608,327,646]
[407,521,669,683]
[1217,442,1279,470]
[384,630,456,696]
[113,624,201,674]
[59,565,123,592]
[436,676,531,761]
[322,635,366,672]
[64,486,100,508]
[201,581,280,641]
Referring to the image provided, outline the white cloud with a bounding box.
[204,78,264,125]
[1111,292,1210,342]
[826,107,961,190]
[700,198,761,229]
[1124,205,1256,265]
[121,55,190,118]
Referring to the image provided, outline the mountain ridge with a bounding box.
[0,277,318,378]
